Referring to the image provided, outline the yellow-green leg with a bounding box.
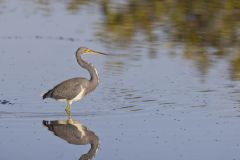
[65,101,72,114]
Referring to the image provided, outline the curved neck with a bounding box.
[76,53,99,85]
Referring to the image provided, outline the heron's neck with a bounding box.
[76,54,99,85]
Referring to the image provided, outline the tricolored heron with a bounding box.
[42,47,108,113]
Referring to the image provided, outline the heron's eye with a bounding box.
[85,49,91,53]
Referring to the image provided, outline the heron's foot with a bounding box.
[65,105,71,114]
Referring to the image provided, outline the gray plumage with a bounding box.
[42,47,107,112]
[43,78,89,100]
[43,119,99,160]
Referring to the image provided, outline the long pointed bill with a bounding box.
[91,50,109,55]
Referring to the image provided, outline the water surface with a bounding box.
[0,1,240,160]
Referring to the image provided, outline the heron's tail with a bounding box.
[42,90,53,99]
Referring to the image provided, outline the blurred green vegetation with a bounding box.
[66,0,94,13]
[97,0,240,47]
[97,0,240,79]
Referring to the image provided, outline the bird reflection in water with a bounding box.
[42,113,99,160]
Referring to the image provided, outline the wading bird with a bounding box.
[42,47,108,113]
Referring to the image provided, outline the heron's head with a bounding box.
[76,47,108,55]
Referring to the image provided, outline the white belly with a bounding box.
[72,88,85,102]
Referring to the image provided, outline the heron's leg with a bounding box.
[65,101,72,114]
[66,104,72,119]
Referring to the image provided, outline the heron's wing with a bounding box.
[51,78,89,100]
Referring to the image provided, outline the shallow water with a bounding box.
[0,1,240,160]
